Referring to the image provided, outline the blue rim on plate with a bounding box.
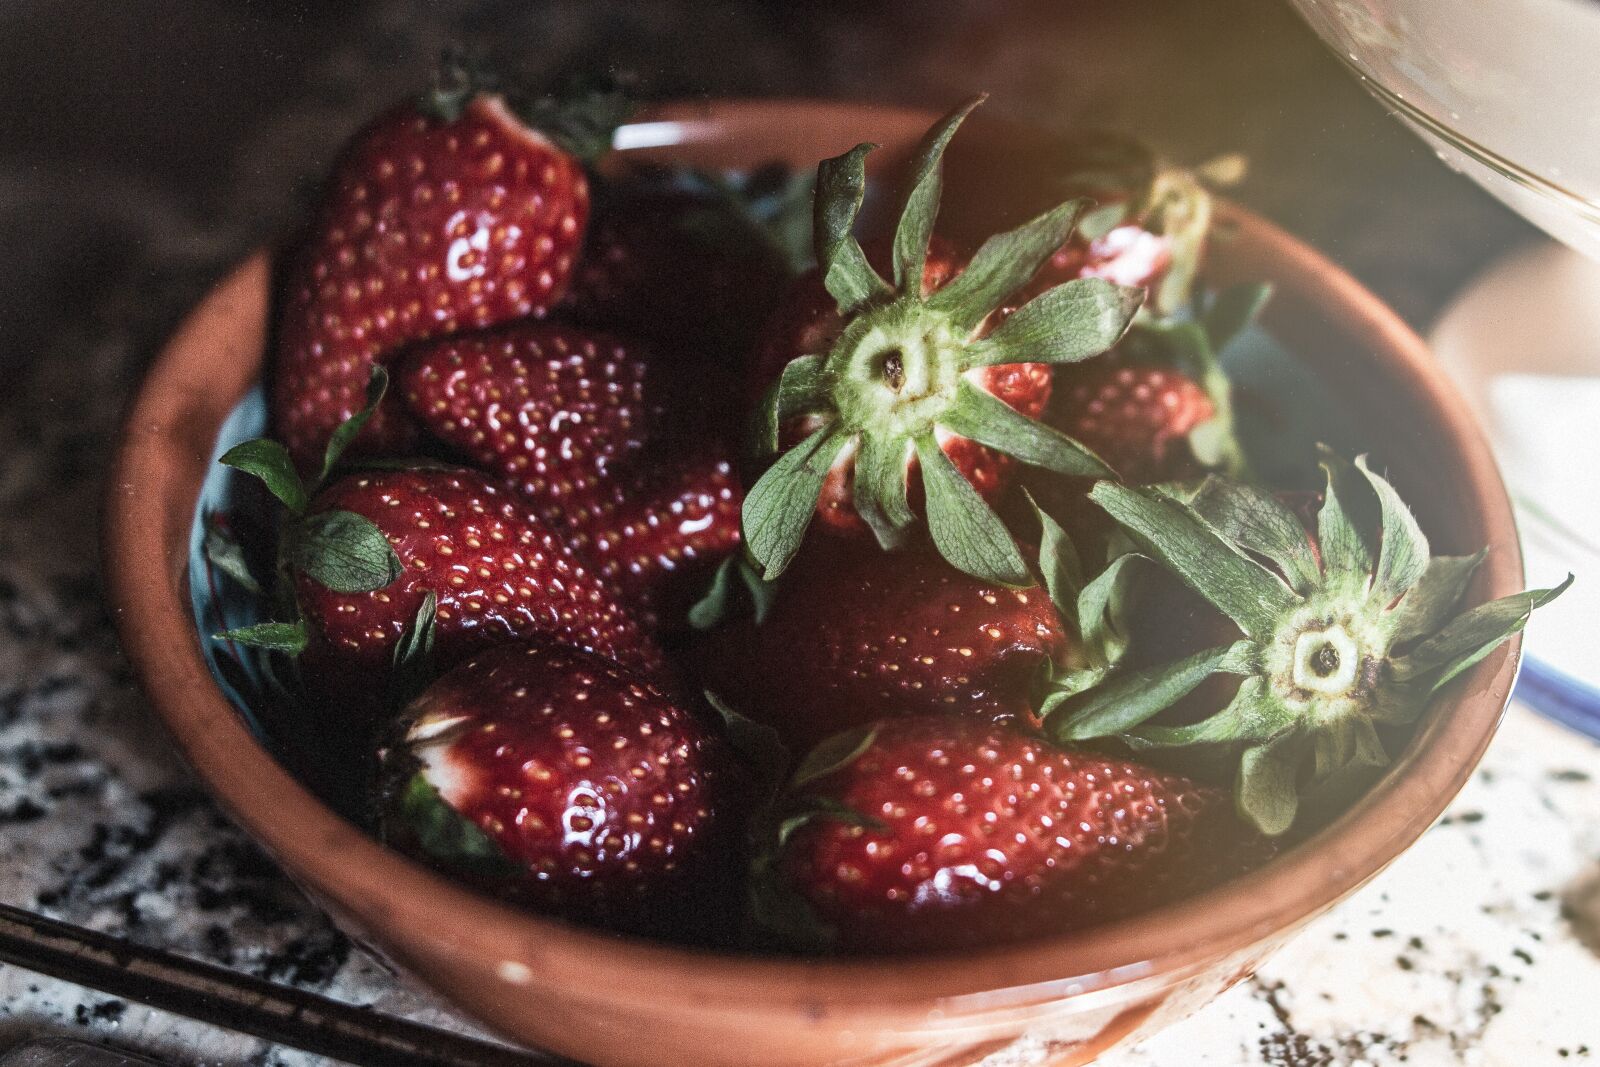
[1518,656,1600,740]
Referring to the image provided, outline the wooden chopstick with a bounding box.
[0,902,583,1067]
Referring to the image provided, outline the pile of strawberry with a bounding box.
[210,79,1566,954]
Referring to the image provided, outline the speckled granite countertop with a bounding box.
[1,0,1594,1063]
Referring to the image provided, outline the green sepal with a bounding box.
[852,433,916,550]
[1046,641,1252,741]
[938,379,1113,478]
[1237,730,1305,837]
[213,620,309,655]
[1355,456,1430,603]
[1202,282,1273,353]
[392,773,518,877]
[319,365,389,486]
[1077,201,1128,241]
[743,425,848,581]
[706,691,790,804]
[202,513,263,595]
[513,72,635,164]
[388,592,438,712]
[914,434,1031,586]
[1127,675,1292,748]
[1028,491,1086,616]
[688,552,778,630]
[221,439,308,515]
[1388,551,1485,642]
[1315,447,1377,582]
[1089,481,1297,639]
[1075,553,1145,667]
[963,277,1143,368]
[750,355,826,459]
[1146,166,1214,316]
[893,95,984,290]
[927,199,1088,332]
[290,508,404,594]
[814,143,890,313]
[1395,575,1572,691]
[790,725,879,790]
[1187,478,1321,594]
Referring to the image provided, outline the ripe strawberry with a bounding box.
[1047,359,1214,483]
[295,466,656,684]
[381,641,726,928]
[272,81,600,471]
[743,98,1141,586]
[759,715,1271,952]
[698,540,1069,754]
[398,324,744,622]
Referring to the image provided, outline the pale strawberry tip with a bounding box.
[742,98,1144,587]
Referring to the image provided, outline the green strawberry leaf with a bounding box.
[963,277,1143,368]
[938,379,1114,478]
[1188,478,1321,594]
[1075,552,1145,667]
[1027,492,1085,616]
[213,620,309,655]
[1237,729,1304,837]
[1126,675,1292,747]
[913,434,1032,587]
[1089,482,1297,638]
[1387,550,1485,642]
[688,551,777,632]
[790,724,880,790]
[389,591,438,711]
[1354,456,1430,603]
[750,355,826,459]
[1077,201,1128,242]
[743,425,848,581]
[319,364,389,487]
[927,198,1087,332]
[1046,641,1253,741]
[892,95,983,291]
[1395,575,1572,691]
[393,773,519,877]
[705,691,790,803]
[1201,282,1273,354]
[202,513,263,595]
[814,142,890,313]
[852,432,916,550]
[1315,447,1377,582]
[220,439,308,515]
[515,70,635,163]
[291,509,404,594]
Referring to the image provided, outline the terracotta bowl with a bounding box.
[104,100,1523,1067]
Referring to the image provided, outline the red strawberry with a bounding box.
[295,467,655,685]
[398,324,744,622]
[742,99,1141,586]
[273,88,593,471]
[1047,359,1214,483]
[698,540,1068,753]
[382,641,726,928]
[763,715,1271,952]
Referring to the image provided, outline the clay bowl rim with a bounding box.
[103,98,1523,1016]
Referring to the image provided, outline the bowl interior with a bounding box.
[113,100,1524,1034]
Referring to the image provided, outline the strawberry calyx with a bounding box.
[213,366,407,655]
[419,53,631,164]
[743,97,1144,588]
[1049,449,1571,836]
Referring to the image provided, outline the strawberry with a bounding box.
[1047,359,1214,484]
[295,467,654,680]
[1050,459,1569,836]
[742,97,1142,587]
[272,74,612,471]
[398,324,744,623]
[216,374,659,720]
[699,541,1068,753]
[756,715,1271,952]
[381,641,726,929]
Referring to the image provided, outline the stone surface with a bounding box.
[0,0,1591,1064]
